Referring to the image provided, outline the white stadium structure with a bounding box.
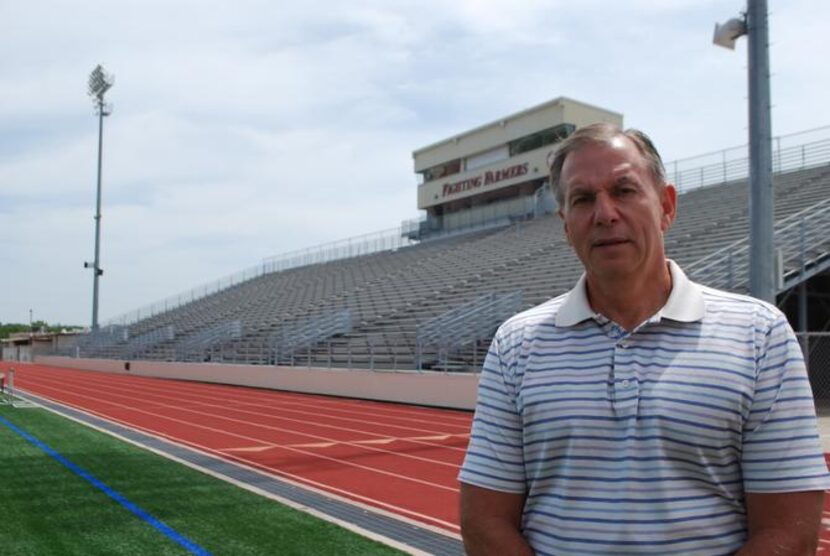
[30,97,830,407]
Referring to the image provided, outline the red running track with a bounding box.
[4,363,470,535]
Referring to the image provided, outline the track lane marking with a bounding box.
[220,432,469,452]
[286,433,469,450]
[18,377,460,493]
[22,373,465,469]
[221,444,279,453]
[31,363,472,428]
[23,367,471,446]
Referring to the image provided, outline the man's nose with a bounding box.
[592,193,619,225]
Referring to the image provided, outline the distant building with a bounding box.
[408,97,622,238]
[1,331,82,362]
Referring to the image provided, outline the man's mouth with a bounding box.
[592,238,629,248]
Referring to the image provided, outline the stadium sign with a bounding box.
[441,162,529,198]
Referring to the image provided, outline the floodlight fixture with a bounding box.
[86,64,115,330]
[713,16,747,50]
[87,64,114,100]
[713,0,774,303]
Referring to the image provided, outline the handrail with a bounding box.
[687,197,830,291]
[177,320,242,351]
[271,309,352,361]
[688,196,830,275]
[262,228,417,271]
[77,324,127,344]
[417,291,522,368]
[418,293,500,343]
[667,125,830,192]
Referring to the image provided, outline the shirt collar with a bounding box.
[554,259,706,327]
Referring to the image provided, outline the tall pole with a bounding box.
[747,0,775,303]
[86,64,113,331]
[92,99,105,329]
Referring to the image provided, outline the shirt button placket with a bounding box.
[612,338,638,418]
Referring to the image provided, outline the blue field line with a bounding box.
[0,414,212,556]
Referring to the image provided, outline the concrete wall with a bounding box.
[2,346,20,361]
[35,356,479,410]
[3,345,32,362]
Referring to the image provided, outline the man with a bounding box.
[459,123,830,555]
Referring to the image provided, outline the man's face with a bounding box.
[558,136,677,283]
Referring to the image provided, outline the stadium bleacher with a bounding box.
[80,162,830,372]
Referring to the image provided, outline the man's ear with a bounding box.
[660,184,678,232]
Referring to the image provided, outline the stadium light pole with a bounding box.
[86,64,114,330]
[713,0,775,303]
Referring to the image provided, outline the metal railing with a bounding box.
[687,197,830,292]
[270,309,353,364]
[668,126,830,193]
[124,325,175,358]
[174,320,242,361]
[442,195,535,232]
[73,324,174,359]
[76,324,128,349]
[262,230,417,272]
[416,291,522,370]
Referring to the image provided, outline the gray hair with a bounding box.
[548,122,667,207]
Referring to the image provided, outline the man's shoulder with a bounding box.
[695,282,786,329]
[497,292,570,336]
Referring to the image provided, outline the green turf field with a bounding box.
[0,404,403,555]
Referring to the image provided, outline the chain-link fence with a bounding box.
[799,333,830,401]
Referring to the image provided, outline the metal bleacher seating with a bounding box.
[83,162,830,371]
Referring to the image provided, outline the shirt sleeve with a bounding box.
[458,331,527,493]
[741,313,830,493]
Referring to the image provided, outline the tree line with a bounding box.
[0,322,83,340]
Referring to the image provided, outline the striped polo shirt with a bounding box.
[459,260,830,555]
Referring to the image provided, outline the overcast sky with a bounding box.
[2,0,828,326]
